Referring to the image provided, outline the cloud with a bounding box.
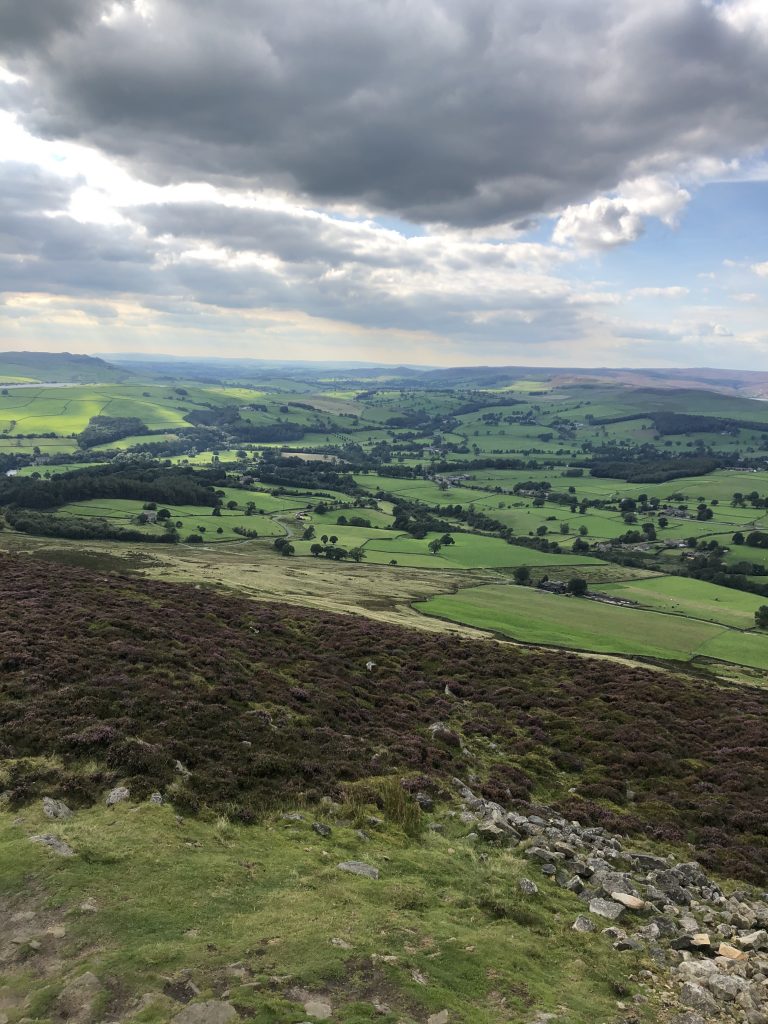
[553,176,691,249]
[2,0,768,228]
[0,0,103,55]
[752,261,768,277]
[0,161,156,299]
[629,286,689,298]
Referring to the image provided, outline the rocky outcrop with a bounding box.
[453,777,768,1023]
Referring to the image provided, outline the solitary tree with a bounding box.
[513,565,531,585]
[756,606,768,629]
[428,539,443,555]
[567,577,588,596]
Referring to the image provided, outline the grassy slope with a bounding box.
[0,801,643,1024]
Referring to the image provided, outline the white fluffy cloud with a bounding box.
[553,177,691,250]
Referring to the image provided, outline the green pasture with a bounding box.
[15,461,106,477]
[360,532,603,571]
[57,497,285,541]
[0,383,243,436]
[414,583,768,667]
[598,574,767,629]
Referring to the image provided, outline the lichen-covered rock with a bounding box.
[42,797,72,819]
[106,786,129,806]
[588,897,624,920]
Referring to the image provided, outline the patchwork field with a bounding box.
[3,362,768,677]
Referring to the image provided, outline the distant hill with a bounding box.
[417,364,768,395]
[0,351,134,384]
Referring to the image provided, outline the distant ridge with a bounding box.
[0,351,134,384]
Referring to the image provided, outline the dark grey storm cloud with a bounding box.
[4,0,768,227]
[0,0,102,55]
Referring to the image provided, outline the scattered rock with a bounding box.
[717,942,748,961]
[42,797,72,819]
[128,993,175,1019]
[708,973,747,1002]
[56,972,104,1024]
[588,898,624,920]
[106,786,129,806]
[429,722,461,747]
[29,834,75,857]
[149,792,164,805]
[331,937,352,949]
[337,860,379,879]
[427,1012,449,1024]
[415,791,434,811]
[572,915,596,933]
[518,878,539,895]
[680,981,718,1014]
[312,822,332,837]
[611,892,646,911]
[302,998,332,1019]
[737,929,768,951]
[172,1001,238,1024]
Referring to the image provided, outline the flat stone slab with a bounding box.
[29,834,75,857]
[337,860,379,879]
[611,891,647,911]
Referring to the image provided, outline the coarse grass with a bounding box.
[0,800,651,1024]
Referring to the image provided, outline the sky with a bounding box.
[1,1,768,368]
